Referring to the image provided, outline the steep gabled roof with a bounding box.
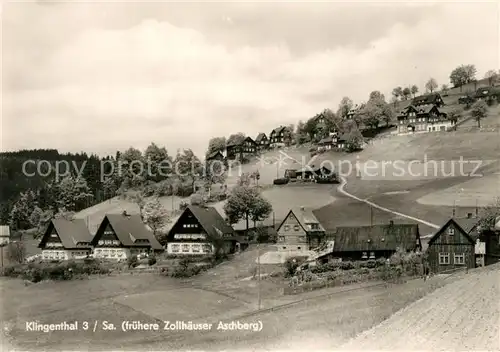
[101,214,163,250]
[318,135,335,144]
[206,150,224,160]
[427,218,478,246]
[415,104,439,114]
[243,136,257,145]
[412,93,443,105]
[277,207,325,233]
[327,223,420,252]
[271,126,287,135]
[255,133,267,142]
[39,218,93,249]
[183,205,235,239]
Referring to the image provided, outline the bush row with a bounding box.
[310,258,387,273]
[2,259,110,283]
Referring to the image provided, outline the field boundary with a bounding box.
[337,176,440,229]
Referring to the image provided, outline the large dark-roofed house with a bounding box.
[255,133,269,150]
[411,92,444,107]
[39,218,93,261]
[166,205,237,256]
[320,221,422,262]
[91,212,163,260]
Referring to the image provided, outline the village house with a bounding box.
[269,126,288,147]
[397,104,454,135]
[91,212,163,260]
[255,133,270,150]
[478,216,500,266]
[426,214,481,273]
[474,87,498,101]
[295,164,336,182]
[316,133,338,151]
[205,150,225,162]
[165,205,238,256]
[0,225,10,246]
[226,136,257,161]
[319,221,422,262]
[276,207,326,252]
[38,218,93,261]
[336,133,349,150]
[412,92,445,107]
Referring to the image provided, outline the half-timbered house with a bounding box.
[276,207,326,252]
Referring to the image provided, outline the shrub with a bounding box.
[148,256,157,266]
[128,255,138,268]
[179,201,189,211]
[284,256,306,277]
[273,178,289,185]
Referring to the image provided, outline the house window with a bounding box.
[454,253,465,265]
[293,225,300,231]
[361,252,368,259]
[447,227,455,235]
[369,252,375,259]
[278,236,285,242]
[284,225,290,231]
[192,244,201,253]
[181,244,190,252]
[171,244,180,253]
[439,252,450,264]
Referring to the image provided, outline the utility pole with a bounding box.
[257,243,261,310]
[370,205,373,226]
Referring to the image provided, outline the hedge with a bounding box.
[2,259,110,283]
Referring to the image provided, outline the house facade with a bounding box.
[91,212,163,260]
[276,207,325,252]
[426,216,479,273]
[165,205,236,256]
[316,133,337,151]
[38,218,93,260]
[475,87,497,101]
[226,137,257,160]
[269,126,287,147]
[397,104,454,135]
[320,222,421,262]
[206,150,224,162]
[412,93,444,107]
[255,133,270,150]
[0,225,10,246]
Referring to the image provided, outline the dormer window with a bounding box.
[447,227,455,235]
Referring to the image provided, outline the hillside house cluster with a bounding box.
[275,206,500,272]
[275,207,422,261]
[397,94,455,135]
[39,206,242,261]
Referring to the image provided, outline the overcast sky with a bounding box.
[2,1,499,157]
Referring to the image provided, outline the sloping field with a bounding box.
[417,172,500,207]
[340,265,500,351]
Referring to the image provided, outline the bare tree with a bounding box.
[425,78,438,93]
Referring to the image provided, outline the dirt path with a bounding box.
[337,176,440,230]
[339,266,500,351]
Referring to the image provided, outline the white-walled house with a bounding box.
[91,212,163,260]
[0,225,10,246]
[165,205,237,256]
[38,218,93,260]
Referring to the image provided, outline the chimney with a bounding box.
[300,206,305,211]
[467,212,472,219]
[452,208,456,217]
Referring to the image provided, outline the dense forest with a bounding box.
[0,149,115,225]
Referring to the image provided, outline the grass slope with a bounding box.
[340,264,500,351]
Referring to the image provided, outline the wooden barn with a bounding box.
[320,221,422,262]
[426,215,480,273]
